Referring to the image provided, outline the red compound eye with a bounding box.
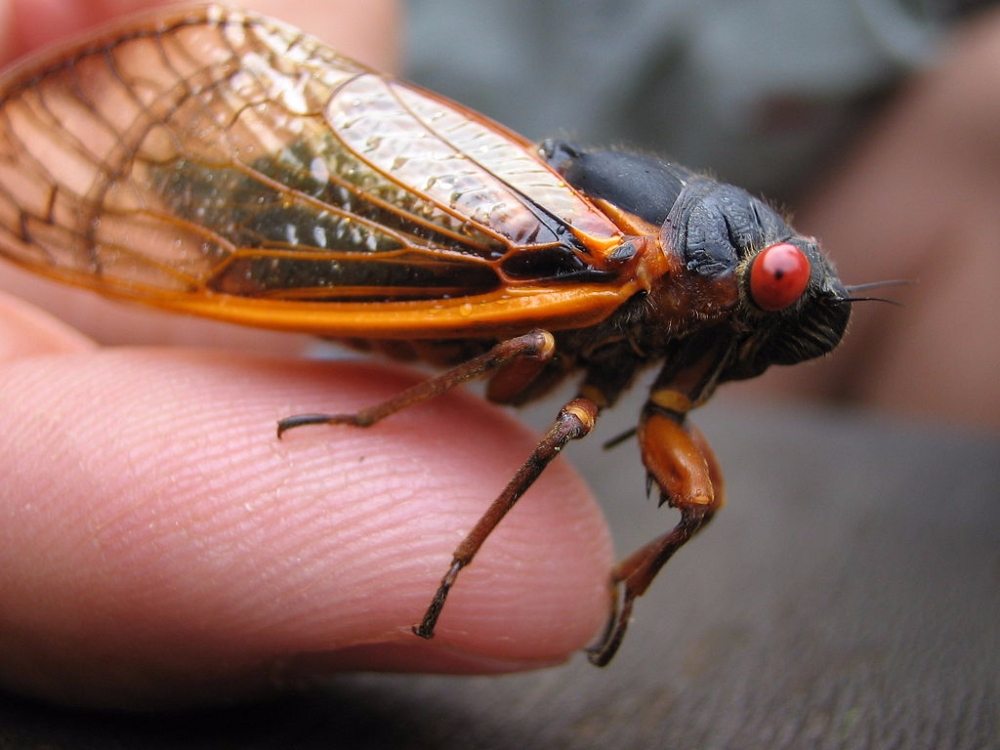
[749,242,811,311]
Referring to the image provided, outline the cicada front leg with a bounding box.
[588,404,725,666]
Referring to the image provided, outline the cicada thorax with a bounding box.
[539,142,846,394]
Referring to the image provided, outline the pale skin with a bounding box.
[0,0,996,710]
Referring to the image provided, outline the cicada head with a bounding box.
[659,180,851,382]
[726,234,851,381]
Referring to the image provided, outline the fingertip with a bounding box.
[263,358,615,667]
[0,350,612,707]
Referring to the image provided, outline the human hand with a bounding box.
[0,0,612,710]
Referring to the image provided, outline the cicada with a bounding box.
[0,5,852,665]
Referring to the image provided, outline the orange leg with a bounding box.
[588,410,725,666]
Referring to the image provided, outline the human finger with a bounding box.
[0,346,613,709]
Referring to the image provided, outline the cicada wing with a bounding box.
[0,6,632,335]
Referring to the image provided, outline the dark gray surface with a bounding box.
[1,400,998,748]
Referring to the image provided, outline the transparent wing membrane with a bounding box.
[0,6,627,326]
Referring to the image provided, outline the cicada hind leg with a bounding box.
[277,329,602,641]
[412,395,598,638]
[587,408,725,666]
[277,330,557,435]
